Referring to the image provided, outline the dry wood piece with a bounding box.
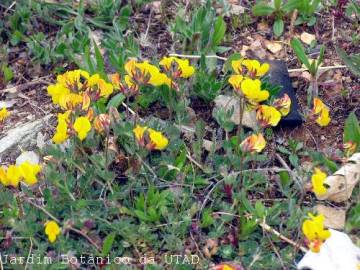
[317,153,360,202]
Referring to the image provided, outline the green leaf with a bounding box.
[106,93,125,110]
[252,3,275,16]
[201,208,214,228]
[291,38,311,69]
[283,0,299,13]
[274,0,282,10]
[279,171,291,188]
[1,65,13,82]
[102,232,116,256]
[94,41,106,78]
[212,16,226,47]
[273,19,284,37]
[344,112,360,152]
[336,47,360,77]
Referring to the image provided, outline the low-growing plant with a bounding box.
[291,38,325,106]
[252,0,298,37]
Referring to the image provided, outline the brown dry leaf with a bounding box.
[300,32,316,45]
[240,45,250,57]
[250,39,267,59]
[317,153,360,202]
[315,205,346,230]
[264,40,283,54]
[257,22,269,32]
[203,239,218,258]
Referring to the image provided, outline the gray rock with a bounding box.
[214,95,258,130]
[0,115,52,159]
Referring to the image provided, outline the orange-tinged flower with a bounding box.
[312,98,331,127]
[82,92,91,110]
[240,79,269,105]
[240,133,266,153]
[256,105,282,127]
[45,221,61,243]
[242,59,269,78]
[0,107,10,122]
[311,168,328,196]
[302,213,331,253]
[343,141,357,157]
[94,114,111,134]
[273,94,291,116]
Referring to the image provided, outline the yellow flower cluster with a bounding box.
[302,213,331,253]
[228,59,291,128]
[0,107,10,123]
[112,57,195,95]
[44,220,61,243]
[47,69,113,144]
[133,125,169,151]
[0,162,41,187]
[312,98,331,127]
[159,56,195,79]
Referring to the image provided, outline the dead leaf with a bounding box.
[203,239,218,258]
[264,40,283,54]
[250,39,267,59]
[229,4,245,15]
[257,22,269,32]
[317,153,360,202]
[314,205,346,230]
[300,32,316,45]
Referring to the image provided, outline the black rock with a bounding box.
[268,60,303,126]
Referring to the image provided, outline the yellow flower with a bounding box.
[343,141,357,157]
[56,69,89,90]
[302,213,331,253]
[231,59,243,74]
[0,166,8,186]
[240,133,266,153]
[6,165,21,187]
[88,74,114,97]
[18,162,41,186]
[133,125,147,141]
[159,56,195,78]
[125,59,172,87]
[0,107,10,122]
[242,59,270,77]
[59,93,83,110]
[311,168,327,196]
[47,84,70,105]
[240,79,269,105]
[44,221,61,243]
[273,94,291,116]
[52,111,70,144]
[228,75,244,90]
[73,117,92,141]
[256,105,282,127]
[312,98,331,127]
[148,129,169,150]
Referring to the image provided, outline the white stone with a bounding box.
[214,95,258,130]
[297,229,360,270]
[0,115,52,158]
